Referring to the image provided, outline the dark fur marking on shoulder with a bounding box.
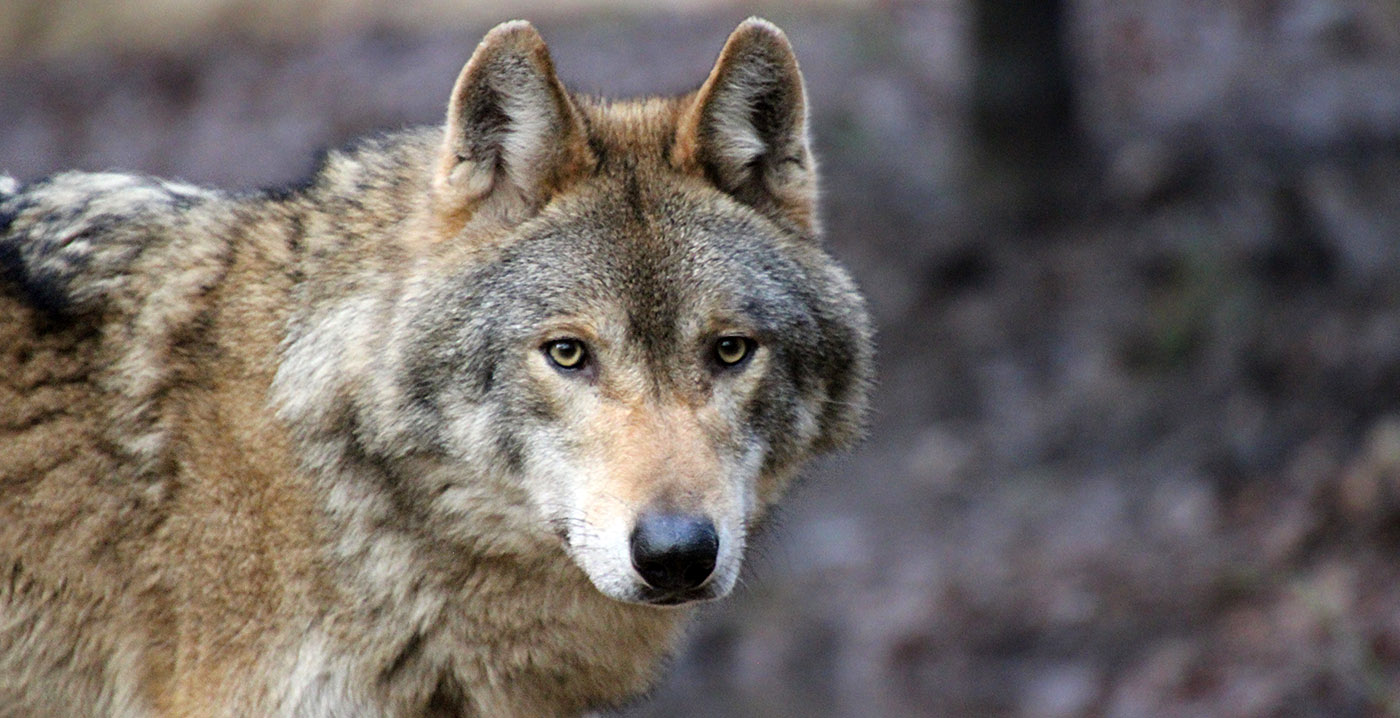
[0,200,18,237]
[0,218,19,271]
[18,272,75,316]
[0,239,75,317]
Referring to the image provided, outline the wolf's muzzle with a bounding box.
[629,513,719,594]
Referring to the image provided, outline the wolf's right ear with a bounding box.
[434,21,592,224]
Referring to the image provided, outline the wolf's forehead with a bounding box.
[499,204,803,335]
[532,221,750,316]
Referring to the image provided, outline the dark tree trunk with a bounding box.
[969,0,1083,225]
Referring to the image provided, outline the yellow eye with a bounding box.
[546,339,587,369]
[715,336,751,366]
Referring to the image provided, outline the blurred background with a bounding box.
[4,0,1400,715]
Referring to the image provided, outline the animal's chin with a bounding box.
[608,584,727,608]
[575,564,734,607]
[643,582,731,606]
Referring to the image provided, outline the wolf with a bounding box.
[0,17,871,717]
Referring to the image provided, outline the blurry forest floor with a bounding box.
[3,2,1400,716]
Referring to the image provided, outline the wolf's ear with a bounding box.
[434,21,592,223]
[676,18,817,233]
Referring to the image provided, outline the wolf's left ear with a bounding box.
[434,21,592,223]
[676,18,817,234]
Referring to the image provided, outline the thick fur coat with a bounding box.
[0,19,872,717]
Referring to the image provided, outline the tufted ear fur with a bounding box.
[434,21,593,223]
[675,18,818,234]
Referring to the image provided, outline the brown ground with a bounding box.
[3,2,1400,716]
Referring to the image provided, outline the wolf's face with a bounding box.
[404,184,867,604]
[279,20,871,607]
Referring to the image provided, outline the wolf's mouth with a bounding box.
[634,585,722,607]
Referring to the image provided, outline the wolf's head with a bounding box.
[278,19,872,607]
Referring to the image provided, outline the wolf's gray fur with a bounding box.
[0,18,871,717]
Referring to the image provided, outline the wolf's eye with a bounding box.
[545,339,588,370]
[714,336,753,366]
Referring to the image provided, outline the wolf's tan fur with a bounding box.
[0,19,872,717]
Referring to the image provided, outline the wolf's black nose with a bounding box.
[630,513,719,592]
